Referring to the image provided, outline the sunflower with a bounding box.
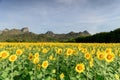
[16,49,23,55]
[0,52,2,59]
[1,51,9,59]
[105,52,115,63]
[57,48,62,54]
[84,53,91,60]
[73,49,77,55]
[42,48,48,53]
[105,48,112,53]
[89,58,94,68]
[33,57,39,64]
[60,73,64,79]
[34,52,39,58]
[28,53,34,60]
[9,55,17,62]
[75,63,85,73]
[37,64,41,70]
[66,48,73,56]
[115,74,119,80]
[49,55,54,60]
[81,48,87,53]
[42,60,49,69]
[97,51,105,60]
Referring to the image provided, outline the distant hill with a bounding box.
[0,27,91,42]
[74,28,120,43]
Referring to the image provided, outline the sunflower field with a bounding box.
[0,42,120,80]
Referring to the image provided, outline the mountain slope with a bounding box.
[75,28,120,43]
[0,27,91,42]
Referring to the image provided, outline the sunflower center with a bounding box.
[86,54,90,58]
[77,66,82,70]
[11,56,15,60]
[107,55,112,60]
[99,54,103,58]
[2,53,7,57]
[44,63,47,66]
[17,51,21,54]
[30,56,33,58]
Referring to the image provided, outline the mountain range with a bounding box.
[0,27,90,42]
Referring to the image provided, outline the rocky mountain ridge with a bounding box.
[0,27,91,42]
[0,27,29,35]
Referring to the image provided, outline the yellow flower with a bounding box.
[115,74,119,80]
[49,55,56,60]
[42,60,49,69]
[34,52,39,58]
[1,51,9,59]
[84,53,91,60]
[9,55,17,62]
[52,69,56,73]
[105,48,112,53]
[105,52,115,63]
[16,49,23,55]
[33,57,39,64]
[89,58,94,68]
[57,48,62,54]
[0,52,2,58]
[73,49,77,55]
[75,63,85,73]
[49,55,54,60]
[42,48,48,53]
[28,53,34,60]
[60,73,64,79]
[37,64,41,70]
[81,48,87,53]
[66,48,73,56]
[97,51,105,60]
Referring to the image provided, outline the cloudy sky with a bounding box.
[0,0,120,34]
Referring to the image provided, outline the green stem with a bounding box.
[34,65,37,80]
[11,62,14,80]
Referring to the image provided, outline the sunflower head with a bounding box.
[60,73,64,79]
[84,53,91,60]
[66,48,73,56]
[75,63,85,73]
[115,74,119,80]
[105,48,112,53]
[42,48,48,53]
[97,51,105,60]
[57,48,62,54]
[37,64,41,70]
[16,49,23,55]
[34,52,39,58]
[33,57,39,64]
[42,60,49,69]
[9,55,17,62]
[1,51,9,59]
[105,52,115,63]
[89,58,94,68]
[28,53,34,60]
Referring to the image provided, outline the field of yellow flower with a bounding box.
[0,42,120,80]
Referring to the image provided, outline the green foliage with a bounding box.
[75,28,120,43]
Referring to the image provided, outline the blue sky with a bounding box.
[0,0,120,34]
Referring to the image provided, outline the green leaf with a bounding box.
[29,71,33,75]
[1,72,8,78]
[95,74,104,80]
[13,70,20,76]
[5,78,9,80]
[37,73,42,79]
